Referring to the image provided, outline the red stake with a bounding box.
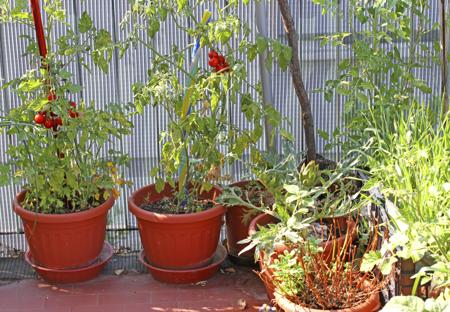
[29,0,47,59]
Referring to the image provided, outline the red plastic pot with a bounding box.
[225,180,262,259]
[138,245,227,284]
[274,290,380,312]
[13,190,114,269]
[128,182,226,270]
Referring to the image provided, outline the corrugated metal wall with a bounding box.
[0,0,441,256]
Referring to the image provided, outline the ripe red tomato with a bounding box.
[217,55,225,65]
[44,118,54,129]
[69,101,76,108]
[209,57,219,68]
[34,113,45,124]
[68,110,78,118]
[208,50,218,59]
[55,116,63,126]
[47,92,56,101]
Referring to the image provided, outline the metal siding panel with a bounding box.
[0,0,442,257]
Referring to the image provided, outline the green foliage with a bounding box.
[120,0,288,212]
[361,106,450,291]
[317,0,437,153]
[269,249,305,298]
[315,0,449,295]
[0,1,132,213]
[381,293,450,312]
[237,151,366,258]
[0,0,31,23]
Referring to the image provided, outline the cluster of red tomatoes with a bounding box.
[208,50,229,73]
[33,93,79,131]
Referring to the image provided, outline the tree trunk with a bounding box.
[277,0,316,162]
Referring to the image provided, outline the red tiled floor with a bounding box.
[0,267,270,312]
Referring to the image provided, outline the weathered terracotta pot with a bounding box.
[319,216,357,263]
[248,213,357,300]
[400,258,416,296]
[274,290,380,312]
[248,213,279,300]
[128,182,225,270]
[13,190,114,269]
[225,180,262,259]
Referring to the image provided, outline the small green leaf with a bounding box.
[317,129,329,141]
[155,178,165,193]
[78,11,93,33]
[283,184,300,194]
[360,250,382,272]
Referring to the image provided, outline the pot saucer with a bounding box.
[139,244,227,284]
[222,239,258,268]
[25,241,113,284]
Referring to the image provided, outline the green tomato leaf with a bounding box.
[79,11,93,33]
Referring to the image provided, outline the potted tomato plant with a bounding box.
[0,2,131,283]
[120,1,283,283]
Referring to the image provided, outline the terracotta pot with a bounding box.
[225,180,262,259]
[399,256,437,298]
[248,213,357,301]
[274,290,380,312]
[400,258,415,296]
[13,190,114,269]
[248,213,279,300]
[320,216,357,263]
[128,182,225,270]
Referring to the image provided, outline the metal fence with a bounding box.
[0,1,441,259]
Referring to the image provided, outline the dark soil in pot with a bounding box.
[140,196,214,214]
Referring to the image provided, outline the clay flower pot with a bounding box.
[225,180,262,259]
[13,190,114,269]
[248,213,280,300]
[319,216,357,263]
[128,182,226,270]
[248,213,357,300]
[274,290,381,312]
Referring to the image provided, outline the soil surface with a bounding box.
[23,194,108,214]
[140,196,214,214]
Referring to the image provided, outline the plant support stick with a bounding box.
[255,0,277,152]
[30,0,47,60]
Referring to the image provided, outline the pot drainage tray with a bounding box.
[139,244,227,284]
[25,241,113,284]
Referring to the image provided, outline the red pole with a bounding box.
[29,0,47,59]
